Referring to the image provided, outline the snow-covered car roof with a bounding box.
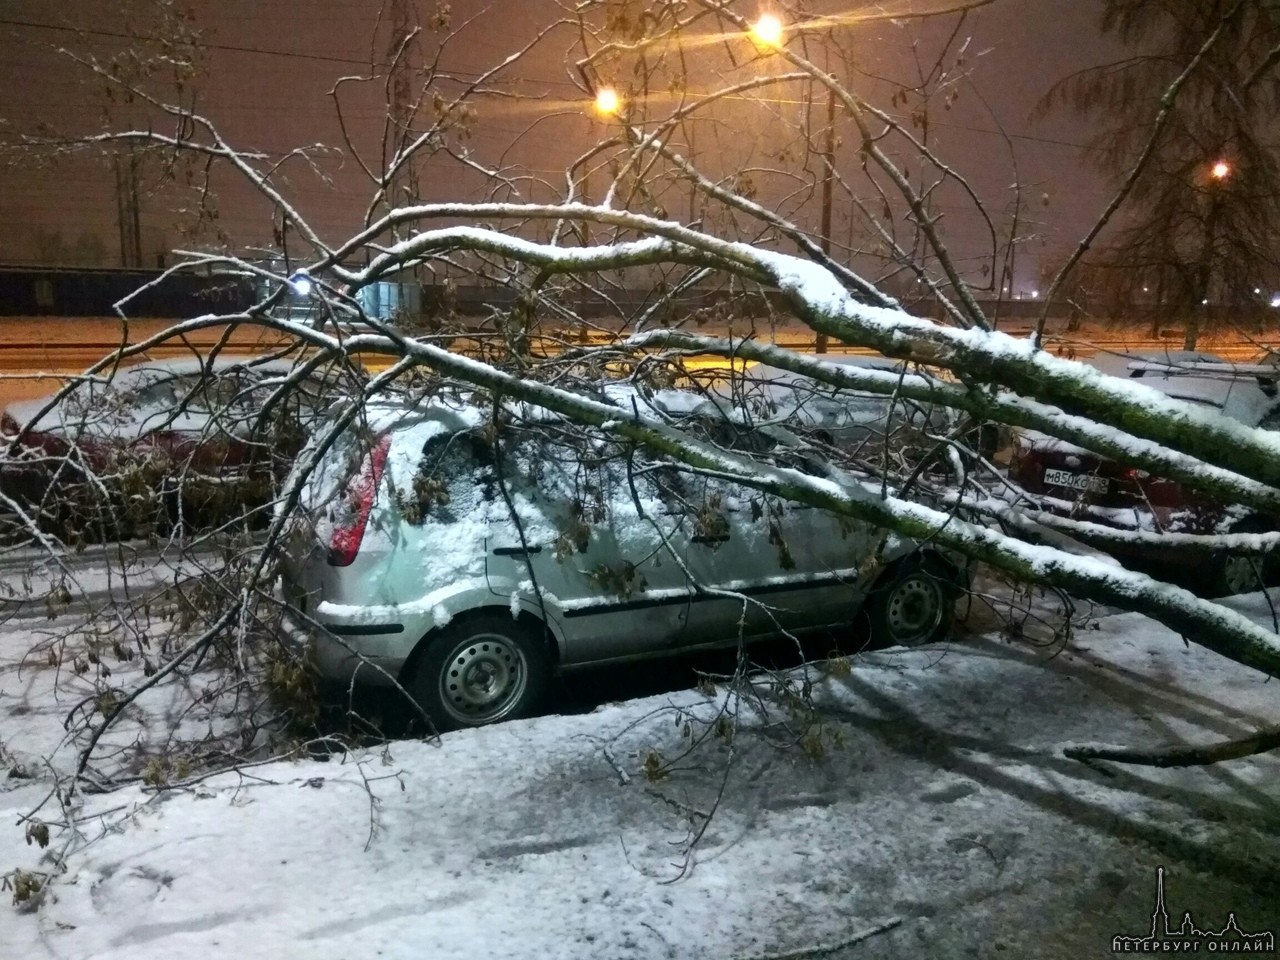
[1094,350,1280,426]
[1018,350,1280,454]
[740,352,914,388]
[1086,349,1224,378]
[712,352,943,438]
[3,355,326,437]
[104,356,298,380]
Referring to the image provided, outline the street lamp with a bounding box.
[594,87,622,117]
[1187,157,1233,348]
[750,13,785,49]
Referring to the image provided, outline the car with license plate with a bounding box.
[1009,350,1280,595]
[279,391,969,730]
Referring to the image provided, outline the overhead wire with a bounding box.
[1,15,1089,151]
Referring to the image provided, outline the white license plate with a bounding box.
[1043,467,1109,493]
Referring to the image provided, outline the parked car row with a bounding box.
[10,343,1274,733]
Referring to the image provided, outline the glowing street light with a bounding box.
[750,12,785,49]
[594,87,622,117]
[289,273,312,296]
[1210,159,1232,180]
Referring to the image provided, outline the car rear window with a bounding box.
[395,431,498,525]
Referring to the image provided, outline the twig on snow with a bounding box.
[739,917,905,960]
[603,743,632,786]
[1063,726,1280,767]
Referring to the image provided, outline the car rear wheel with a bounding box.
[409,614,551,732]
[865,554,956,647]
[1209,518,1270,597]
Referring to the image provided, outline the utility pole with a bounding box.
[386,0,419,226]
[384,0,419,323]
[815,86,835,354]
[114,147,142,268]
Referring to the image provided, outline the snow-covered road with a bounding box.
[2,586,1278,959]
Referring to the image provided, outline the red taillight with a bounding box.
[327,435,390,567]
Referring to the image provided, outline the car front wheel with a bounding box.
[409,614,551,732]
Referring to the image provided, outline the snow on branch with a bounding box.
[322,207,1280,495]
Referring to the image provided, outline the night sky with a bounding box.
[0,1,1123,291]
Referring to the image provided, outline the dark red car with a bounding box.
[1009,351,1280,596]
[0,357,331,537]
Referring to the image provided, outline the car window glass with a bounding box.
[91,372,178,417]
[185,373,244,410]
[402,431,495,523]
[238,369,332,429]
[127,372,239,412]
[683,415,779,455]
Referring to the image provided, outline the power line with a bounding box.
[1,16,391,69]
[2,16,1088,152]
[1,15,564,83]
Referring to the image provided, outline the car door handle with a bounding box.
[492,544,543,557]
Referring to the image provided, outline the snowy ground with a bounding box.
[2,581,1279,959]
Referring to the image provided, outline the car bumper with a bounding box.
[279,604,409,688]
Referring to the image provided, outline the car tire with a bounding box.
[864,553,957,647]
[408,613,551,732]
[1208,518,1271,598]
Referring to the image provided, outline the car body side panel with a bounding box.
[677,476,874,641]
[485,487,693,664]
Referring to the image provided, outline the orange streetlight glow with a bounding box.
[750,12,785,48]
[1210,160,1231,180]
[594,87,621,117]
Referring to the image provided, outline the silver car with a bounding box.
[279,393,965,730]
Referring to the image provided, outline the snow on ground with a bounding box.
[2,587,1279,959]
